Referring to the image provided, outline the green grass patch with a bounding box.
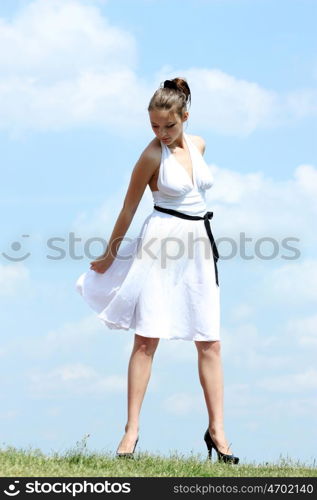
[1,436,316,477]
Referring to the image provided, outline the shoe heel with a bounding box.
[203,429,212,459]
[205,441,212,459]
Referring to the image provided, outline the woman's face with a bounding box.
[149,108,188,146]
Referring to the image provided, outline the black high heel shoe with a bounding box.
[204,428,239,464]
[116,436,139,458]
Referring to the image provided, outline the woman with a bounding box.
[76,77,239,464]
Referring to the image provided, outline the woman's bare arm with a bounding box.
[90,143,160,273]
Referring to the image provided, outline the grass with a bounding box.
[1,435,316,477]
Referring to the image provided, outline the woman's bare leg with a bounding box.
[195,340,233,454]
[116,333,160,453]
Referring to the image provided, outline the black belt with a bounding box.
[153,204,219,286]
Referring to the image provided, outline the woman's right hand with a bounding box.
[89,254,114,274]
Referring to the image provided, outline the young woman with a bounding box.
[76,77,239,464]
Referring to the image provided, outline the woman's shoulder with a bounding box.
[188,134,206,155]
[141,137,162,162]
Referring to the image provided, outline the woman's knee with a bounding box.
[195,340,221,356]
[134,333,160,356]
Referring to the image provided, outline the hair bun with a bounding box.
[163,79,178,90]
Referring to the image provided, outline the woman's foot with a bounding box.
[208,426,233,455]
[116,424,139,454]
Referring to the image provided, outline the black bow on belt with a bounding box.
[153,205,219,286]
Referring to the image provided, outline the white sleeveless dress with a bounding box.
[75,133,220,341]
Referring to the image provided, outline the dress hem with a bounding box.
[97,316,220,342]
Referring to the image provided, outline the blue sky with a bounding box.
[0,0,316,467]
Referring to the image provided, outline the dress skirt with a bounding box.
[75,209,220,341]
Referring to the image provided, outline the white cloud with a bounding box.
[261,258,317,305]
[225,383,317,418]
[162,392,204,415]
[265,396,317,417]
[0,409,19,419]
[45,406,62,417]
[2,311,125,359]
[285,88,317,119]
[258,368,317,393]
[208,163,317,241]
[0,0,136,77]
[0,262,31,297]
[28,362,126,397]
[221,323,292,370]
[285,314,317,348]
[0,0,316,137]
[42,314,105,353]
[57,363,95,381]
[0,0,146,137]
[225,383,260,417]
[230,303,254,322]
[294,164,317,201]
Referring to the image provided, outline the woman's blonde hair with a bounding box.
[148,77,191,118]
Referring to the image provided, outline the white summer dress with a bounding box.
[75,133,220,341]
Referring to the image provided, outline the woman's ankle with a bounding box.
[209,423,225,434]
[125,423,139,433]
